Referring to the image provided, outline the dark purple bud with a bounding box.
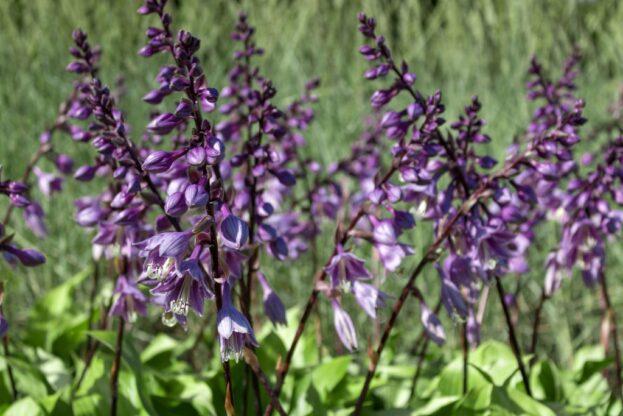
[142,149,185,173]
[407,102,424,120]
[169,76,191,91]
[184,184,209,207]
[9,194,30,207]
[66,61,90,74]
[8,181,28,193]
[55,154,74,174]
[268,238,289,261]
[205,136,225,164]
[75,206,103,227]
[478,156,497,169]
[165,192,188,217]
[187,147,207,166]
[113,207,143,225]
[174,99,194,118]
[258,272,287,326]
[143,89,167,104]
[147,113,182,135]
[220,215,249,250]
[3,246,46,267]
[74,165,98,182]
[272,169,296,187]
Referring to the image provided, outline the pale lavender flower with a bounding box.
[217,281,259,362]
[109,275,148,323]
[331,299,358,352]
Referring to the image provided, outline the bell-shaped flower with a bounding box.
[331,299,358,352]
[136,230,193,280]
[1,245,46,267]
[23,202,47,238]
[109,275,147,323]
[152,248,213,326]
[420,301,446,346]
[217,281,259,362]
[352,281,388,319]
[142,148,186,173]
[33,167,63,197]
[258,272,287,326]
[437,264,468,320]
[325,245,371,287]
[219,214,249,250]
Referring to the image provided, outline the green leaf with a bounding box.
[454,384,493,414]
[30,267,91,318]
[4,397,44,416]
[411,395,460,415]
[72,394,105,416]
[87,330,116,352]
[37,348,71,391]
[140,334,179,363]
[530,360,562,401]
[311,355,351,399]
[490,385,556,416]
[572,345,613,384]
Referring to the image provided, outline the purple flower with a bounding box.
[0,313,7,338]
[74,165,98,182]
[325,246,371,287]
[142,149,186,173]
[33,167,63,197]
[217,281,259,362]
[331,299,358,352]
[351,281,388,319]
[258,272,287,326]
[136,231,193,280]
[152,252,213,323]
[164,191,188,217]
[55,154,74,174]
[219,214,249,250]
[109,275,147,323]
[146,113,183,135]
[437,264,468,320]
[1,245,46,267]
[139,230,192,256]
[23,202,47,238]
[420,302,446,346]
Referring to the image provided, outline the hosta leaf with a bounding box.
[4,397,43,416]
[311,355,351,398]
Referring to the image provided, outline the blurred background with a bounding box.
[1,0,623,373]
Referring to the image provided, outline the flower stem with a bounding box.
[494,275,532,397]
[243,348,287,416]
[462,321,469,394]
[528,289,547,360]
[409,335,430,400]
[2,331,17,401]
[110,317,125,416]
[599,273,623,399]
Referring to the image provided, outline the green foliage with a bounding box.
[2,287,621,414]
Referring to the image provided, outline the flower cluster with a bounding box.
[132,0,321,360]
[350,13,589,350]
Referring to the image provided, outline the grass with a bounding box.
[1,0,623,368]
